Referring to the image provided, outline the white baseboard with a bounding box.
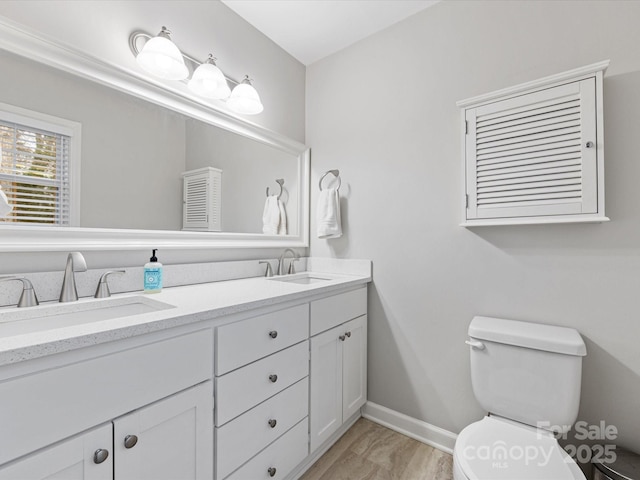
[362,401,457,454]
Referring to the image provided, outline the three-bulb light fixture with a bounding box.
[133,26,263,115]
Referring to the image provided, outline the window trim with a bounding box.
[0,102,81,227]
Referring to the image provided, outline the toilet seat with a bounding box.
[453,416,585,480]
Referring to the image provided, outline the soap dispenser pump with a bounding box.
[144,249,163,293]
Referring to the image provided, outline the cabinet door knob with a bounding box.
[269,374,278,383]
[268,467,277,477]
[124,434,138,449]
[268,418,277,428]
[93,448,109,464]
[339,335,346,341]
[345,331,351,338]
[269,330,278,339]
[585,141,594,148]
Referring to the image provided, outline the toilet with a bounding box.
[453,316,588,480]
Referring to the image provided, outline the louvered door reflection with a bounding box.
[182,167,221,231]
[465,78,597,220]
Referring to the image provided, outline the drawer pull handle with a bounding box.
[345,331,351,338]
[269,374,278,383]
[269,330,278,339]
[339,335,346,341]
[93,448,109,464]
[268,467,277,477]
[268,418,277,428]
[124,435,138,449]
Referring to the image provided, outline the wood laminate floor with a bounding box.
[301,419,454,480]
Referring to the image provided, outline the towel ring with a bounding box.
[319,169,341,191]
[266,179,284,199]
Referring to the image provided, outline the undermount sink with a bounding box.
[268,272,334,285]
[0,296,175,336]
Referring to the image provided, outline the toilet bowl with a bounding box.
[454,316,587,480]
[453,416,585,480]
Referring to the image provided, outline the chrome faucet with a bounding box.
[277,248,299,276]
[59,252,87,303]
[0,277,39,307]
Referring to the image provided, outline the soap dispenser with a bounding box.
[144,249,163,293]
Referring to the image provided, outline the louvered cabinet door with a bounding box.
[183,174,210,230]
[182,167,221,231]
[465,78,598,221]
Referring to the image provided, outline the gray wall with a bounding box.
[307,0,640,453]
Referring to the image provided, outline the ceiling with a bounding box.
[220,0,440,66]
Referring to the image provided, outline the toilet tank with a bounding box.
[468,316,587,432]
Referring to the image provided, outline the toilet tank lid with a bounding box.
[469,316,587,356]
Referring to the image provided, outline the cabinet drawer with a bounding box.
[0,329,213,465]
[216,378,308,479]
[216,304,309,375]
[225,419,308,480]
[215,341,309,426]
[310,287,367,336]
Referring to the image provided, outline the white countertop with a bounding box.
[0,266,371,366]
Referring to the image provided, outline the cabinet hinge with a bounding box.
[465,194,469,208]
[465,120,468,135]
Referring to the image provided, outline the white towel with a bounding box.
[0,186,12,218]
[317,187,342,239]
[263,195,280,235]
[277,198,287,235]
[263,195,288,235]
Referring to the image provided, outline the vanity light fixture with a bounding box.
[188,54,231,100]
[227,76,264,115]
[130,28,263,115]
[135,27,188,81]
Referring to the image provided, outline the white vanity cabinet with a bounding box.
[0,275,371,480]
[214,304,310,480]
[0,423,113,480]
[0,382,212,480]
[0,329,214,480]
[309,288,368,453]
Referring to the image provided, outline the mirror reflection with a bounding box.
[0,49,299,235]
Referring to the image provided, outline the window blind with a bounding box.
[0,120,71,225]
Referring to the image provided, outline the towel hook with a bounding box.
[266,179,284,199]
[319,169,341,191]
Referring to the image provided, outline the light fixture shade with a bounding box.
[188,55,231,100]
[227,76,264,115]
[136,27,188,81]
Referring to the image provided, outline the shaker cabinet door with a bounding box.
[113,381,213,480]
[0,423,113,480]
[342,315,368,421]
[310,324,343,453]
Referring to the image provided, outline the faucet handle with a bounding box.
[94,270,125,298]
[259,261,274,278]
[0,276,39,308]
[288,258,300,275]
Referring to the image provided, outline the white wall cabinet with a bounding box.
[309,290,367,454]
[182,167,222,232]
[458,61,609,226]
